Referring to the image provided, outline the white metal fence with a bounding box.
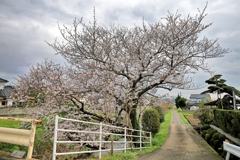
[223,141,240,160]
[52,115,152,160]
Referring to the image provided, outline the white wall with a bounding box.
[7,99,13,106]
[0,82,5,90]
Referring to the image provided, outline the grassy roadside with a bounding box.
[177,108,190,125]
[91,107,173,160]
[0,119,22,128]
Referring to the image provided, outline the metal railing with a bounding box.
[223,141,240,160]
[52,115,151,160]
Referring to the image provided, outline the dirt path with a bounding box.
[131,108,222,160]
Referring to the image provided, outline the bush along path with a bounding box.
[131,107,223,160]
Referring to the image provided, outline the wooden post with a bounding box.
[26,121,37,160]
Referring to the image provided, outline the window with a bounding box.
[2,101,6,106]
[19,102,25,106]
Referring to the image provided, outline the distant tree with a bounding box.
[178,97,187,109]
[175,94,181,108]
[175,95,186,109]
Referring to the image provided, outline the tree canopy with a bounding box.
[201,74,240,109]
[13,5,228,148]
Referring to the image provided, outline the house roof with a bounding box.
[0,78,9,83]
[190,94,210,99]
[0,89,6,97]
[0,86,15,97]
[4,86,16,96]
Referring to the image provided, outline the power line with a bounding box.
[235,84,240,88]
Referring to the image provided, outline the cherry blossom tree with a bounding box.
[14,5,228,150]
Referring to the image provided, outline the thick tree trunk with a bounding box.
[129,109,140,130]
[129,108,140,147]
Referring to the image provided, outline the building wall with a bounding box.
[0,82,5,90]
[190,98,198,103]
[0,106,38,117]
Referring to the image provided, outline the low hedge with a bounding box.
[213,109,240,138]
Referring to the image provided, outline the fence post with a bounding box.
[140,130,142,151]
[226,151,230,160]
[52,115,58,160]
[150,132,152,148]
[124,127,126,153]
[99,122,102,159]
[26,121,36,160]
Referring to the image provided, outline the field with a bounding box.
[182,111,201,126]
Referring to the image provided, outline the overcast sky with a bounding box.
[1,0,240,99]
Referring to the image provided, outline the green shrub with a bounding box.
[152,105,165,123]
[206,128,213,134]
[205,134,210,142]
[213,140,220,149]
[200,124,210,132]
[193,108,214,124]
[201,130,207,138]
[142,108,160,136]
[210,139,214,145]
[209,130,217,140]
[177,108,182,112]
[212,132,220,141]
[219,134,226,142]
[213,109,240,138]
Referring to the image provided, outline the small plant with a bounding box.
[177,108,182,112]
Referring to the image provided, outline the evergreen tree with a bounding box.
[201,74,240,109]
[175,94,181,108]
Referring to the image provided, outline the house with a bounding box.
[0,78,16,107]
[189,94,211,106]
[190,106,199,110]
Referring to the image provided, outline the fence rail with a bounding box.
[0,117,42,160]
[52,115,151,160]
[223,141,240,160]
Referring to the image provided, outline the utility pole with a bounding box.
[232,87,236,110]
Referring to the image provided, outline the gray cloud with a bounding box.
[0,0,239,98]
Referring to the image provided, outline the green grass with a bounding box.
[0,119,28,153]
[0,119,22,128]
[182,113,194,116]
[178,110,190,125]
[90,107,173,160]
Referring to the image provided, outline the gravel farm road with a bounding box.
[130,107,223,160]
